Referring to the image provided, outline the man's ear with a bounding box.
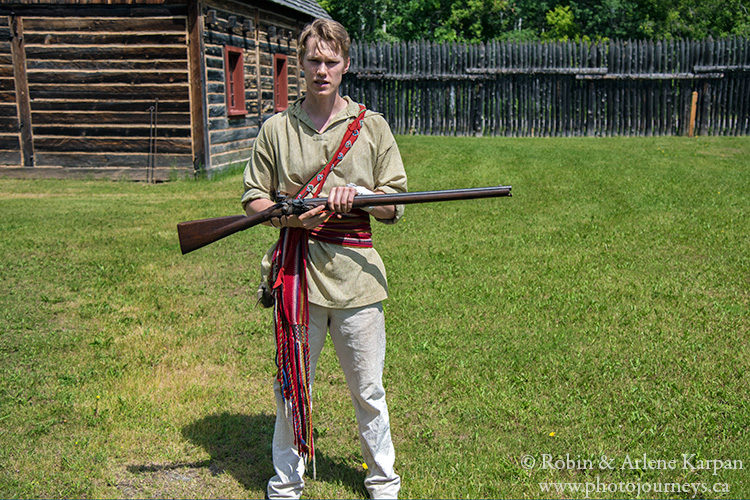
[343,57,351,74]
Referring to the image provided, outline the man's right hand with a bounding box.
[282,204,328,229]
[246,198,329,230]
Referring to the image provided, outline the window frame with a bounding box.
[273,53,289,112]
[224,45,246,117]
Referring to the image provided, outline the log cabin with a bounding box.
[0,0,329,180]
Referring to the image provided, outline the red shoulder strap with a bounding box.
[295,104,367,200]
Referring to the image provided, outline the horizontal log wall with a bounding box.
[256,16,301,121]
[0,4,193,180]
[202,0,302,173]
[0,16,20,166]
[341,38,750,136]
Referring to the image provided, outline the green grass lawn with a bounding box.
[0,136,748,499]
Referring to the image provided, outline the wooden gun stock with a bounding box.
[177,185,512,254]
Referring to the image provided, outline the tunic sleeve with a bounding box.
[241,122,278,210]
[371,116,408,224]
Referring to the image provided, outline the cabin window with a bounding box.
[224,45,246,117]
[274,54,288,112]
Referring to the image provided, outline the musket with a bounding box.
[177,185,512,254]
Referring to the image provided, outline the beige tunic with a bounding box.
[241,97,408,308]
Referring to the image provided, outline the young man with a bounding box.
[241,18,407,500]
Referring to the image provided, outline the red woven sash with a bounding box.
[310,209,373,248]
[270,104,367,465]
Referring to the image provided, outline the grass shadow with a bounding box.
[180,412,275,492]
[122,412,367,497]
[123,412,274,496]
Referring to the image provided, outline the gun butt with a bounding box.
[177,215,248,254]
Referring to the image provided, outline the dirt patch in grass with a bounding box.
[116,461,239,499]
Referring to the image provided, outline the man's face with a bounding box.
[302,38,350,99]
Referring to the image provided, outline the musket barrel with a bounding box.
[357,185,511,206]
[306,185,512,208]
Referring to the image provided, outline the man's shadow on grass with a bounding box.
[128,412,366,497]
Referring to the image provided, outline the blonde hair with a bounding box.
[298,18,351,62]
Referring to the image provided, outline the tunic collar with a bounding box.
[290,96,360,133]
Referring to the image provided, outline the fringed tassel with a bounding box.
[272,227,315,466]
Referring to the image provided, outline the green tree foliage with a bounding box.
[320,0,517,42]
[432,0,515,42]
[319,0,750,41]
[318,0,394,41]
[543,5,579,40]
[655,0,750,38]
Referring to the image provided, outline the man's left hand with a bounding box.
[326,186,357,214]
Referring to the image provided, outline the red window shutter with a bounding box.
[274,54,288,112]
[224,45,246,117]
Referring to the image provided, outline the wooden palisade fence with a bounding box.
[341,37,749,137]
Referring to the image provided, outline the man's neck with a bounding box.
[301,94,348,132]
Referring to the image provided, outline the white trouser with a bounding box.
[267,302,401,499]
